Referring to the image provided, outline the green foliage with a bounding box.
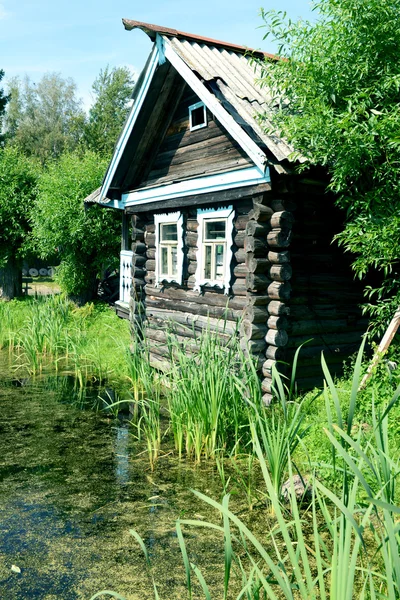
[0,146,39,266]
[4,73,85,162]
[31,150,120,299]
[84,66,135,158]
[0,69,9,144]
[258,0,400,333]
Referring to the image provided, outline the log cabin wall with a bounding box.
[127,177,367,403]
[284,178,368,391]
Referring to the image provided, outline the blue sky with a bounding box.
[0,0,314,111]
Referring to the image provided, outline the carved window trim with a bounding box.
[154,211,184,286]
[195,206,234,294]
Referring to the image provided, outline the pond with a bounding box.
[0,354,268,599]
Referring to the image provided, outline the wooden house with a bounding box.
[92,20,367,404]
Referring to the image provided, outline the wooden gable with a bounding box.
[135,83,252,190]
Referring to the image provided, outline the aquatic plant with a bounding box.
[165,324,255,463]
[97,341,400,599]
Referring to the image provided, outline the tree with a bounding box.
[0,147,39,299]
[4,73,85,162]
[259,0,400,332]
[31,150,121,303]
[84,66,135,158]
[0,69,9,144]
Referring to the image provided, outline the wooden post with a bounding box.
[358,307,400,390]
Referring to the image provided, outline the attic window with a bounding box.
[189,102,207,131]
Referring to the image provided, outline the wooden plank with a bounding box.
[125,182,271,214]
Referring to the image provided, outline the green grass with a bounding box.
[0,295,131,386]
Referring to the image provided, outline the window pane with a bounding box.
[160,223,178,242]
[205,220,226,240]
[204,245,212,279]
[215,244,225,280]
[160,246,168,274]
[171,246,177,276]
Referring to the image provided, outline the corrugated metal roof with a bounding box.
[165,36,295,165]
[122,20,299,167]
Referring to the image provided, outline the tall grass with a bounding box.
[165,324,258,463]
[0,296,131,386]
[95,340,400,600]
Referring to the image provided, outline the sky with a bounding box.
[0,0,315,111]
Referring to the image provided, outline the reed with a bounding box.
[110,340,400,599]
[165,324,255,463]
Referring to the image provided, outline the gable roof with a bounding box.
[99,21,297,203]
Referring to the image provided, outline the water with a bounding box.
[0,359,265,599]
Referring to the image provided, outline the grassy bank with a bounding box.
[0,295,131,386]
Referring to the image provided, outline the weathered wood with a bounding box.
[269,264,292,282]
[145,259,156,272]
[265,329,289,347]
[268,250,290,264]
[262,359,276,377]
[233,231,246,248]
[241,321,268,341]
[145,284,247,309]
[265,345,286,361]
[132,242,147,254]
[233,264,248,278]
[133,254,147,267]
[231,281,248,296]
[126,182,272,214]
[246,273,270,292]
[187,262,197,275]
[240,338,266,354]
[262,378,273,394]
[146,307,239,334]
[267,281,291,301]
[146,248,156,260]
[267,315,289,330]
[234,214,250,231]
[234,248,246,263]
[267,229,292,248]
[359,307,400,390]
[145,232,156,248]
[244,236,268,255]
[286,330,364,349]
[187,248,197,261]
[262,393,274,406]
[271,199,296,212]
[186,220,198,232]
[133,267,146,279]
[248,202,273,222]
[268,300,290,316]
[132,226,145,241]
[270,211,295,229]
[243,305,269,324]
[186,231,198,248]
[246,256,270,274]
[146,295,242,320]
[145,223,155,234]
[245,221,270,237]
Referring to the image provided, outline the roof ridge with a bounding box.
[122,19,279,61]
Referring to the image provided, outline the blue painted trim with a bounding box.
[99,44,160,202]
[121,166,270,208]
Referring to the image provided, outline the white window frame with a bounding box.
[195,206,234,294]
[189,101,207,131]
[154,212,184,286]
